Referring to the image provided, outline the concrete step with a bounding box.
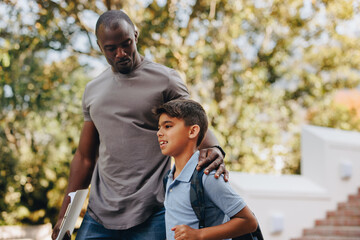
[292,237,360,240]
[315,218,360,226]
[327,210,360,219]
[348,194,360,202]
[303,226,360,237]
[338,202,360,210]
[293,189,360,240]
[0,223,52,239]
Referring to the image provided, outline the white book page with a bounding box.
[56,189,89,240]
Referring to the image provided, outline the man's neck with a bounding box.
[134,53,144,68]
[137,54,144,64]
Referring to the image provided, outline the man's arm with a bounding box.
[51,121,99,240]
[197,129,229,181]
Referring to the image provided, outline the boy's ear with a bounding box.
[189,125,200,140]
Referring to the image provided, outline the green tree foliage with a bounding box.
[1,0,360,225]
[132,0,360,174]
[307,92,360,130]
[0,0,93,225]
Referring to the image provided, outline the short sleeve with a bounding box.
[164,69,190,102]
[82,87,92,122]
[202,172,246,218]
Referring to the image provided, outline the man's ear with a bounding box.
[134,30,139,43]
[189,125,200,140]
[97,40,103,53]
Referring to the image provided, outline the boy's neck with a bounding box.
[173,146,197,179]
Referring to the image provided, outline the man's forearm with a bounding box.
[199,129,219,149]
[197,129,228,180]
[57,152,95,219]
[53,121,99,239]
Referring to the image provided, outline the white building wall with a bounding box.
[229,125,360,240]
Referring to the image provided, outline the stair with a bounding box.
[292,188,360,240]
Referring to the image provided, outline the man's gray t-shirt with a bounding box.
[82,58,189,230]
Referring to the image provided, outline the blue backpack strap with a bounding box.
[163,169,171,192]
[190,167,206,229]
[189,168,264,240]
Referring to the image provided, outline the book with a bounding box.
[56,189,89,240]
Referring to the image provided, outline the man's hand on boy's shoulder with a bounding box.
[197,146,229,182]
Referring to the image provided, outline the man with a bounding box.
[52,10,227,240]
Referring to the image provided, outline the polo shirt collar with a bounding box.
[171,151,199,183]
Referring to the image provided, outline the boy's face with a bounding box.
[157,113,191,157]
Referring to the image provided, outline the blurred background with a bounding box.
[1,0,360,228]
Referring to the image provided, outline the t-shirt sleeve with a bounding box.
[82,86,92,122]
[202,172,246,218]
[164,69,190,101]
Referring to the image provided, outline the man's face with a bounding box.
[97,20,139,74]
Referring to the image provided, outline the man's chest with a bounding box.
[88,78,165,126]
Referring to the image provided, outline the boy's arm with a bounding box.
[197,129,229,181]
[172,206,258,240]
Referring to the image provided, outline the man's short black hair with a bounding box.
[154,99,208,147]
[95,10,135,37]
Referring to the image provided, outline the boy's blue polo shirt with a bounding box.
[164,151,246,240]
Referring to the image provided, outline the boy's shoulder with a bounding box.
[201,170,228,189]
[191,169,229,199]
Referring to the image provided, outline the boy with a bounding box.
[155,99,258,240]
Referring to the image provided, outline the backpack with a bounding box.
[190,168,264,240]
[164,169,264,240]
